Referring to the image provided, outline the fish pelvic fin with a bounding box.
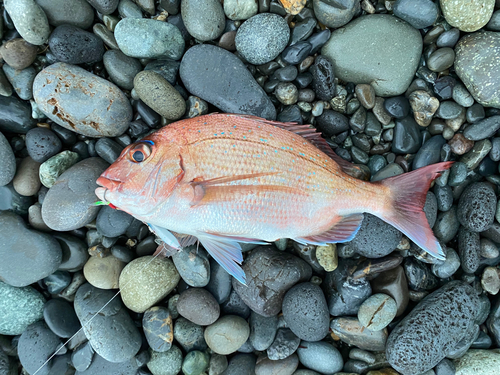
[375,162,454,260]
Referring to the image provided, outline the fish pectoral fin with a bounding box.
[147,223,181,249]
[197,234,246,285]
[295,213,364,245]
[191,172,279,187]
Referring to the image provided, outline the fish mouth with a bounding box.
[95,176,122,202]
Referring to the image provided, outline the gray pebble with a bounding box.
[255,354,298,375]
[0,38,39,70]
[205,315,250,355]
[222,353,256,375]
[0,95,36,134]
[392,0,438,29]
[4,0,50,45]
[249,311,278,351]
[458,227,481,273]
[282,282,329,342]
[434,206,461,243]
[205,257,232,304]
[235,13,290,65]
[358,293,397,331]
[96,205,134,237]
[36,0,94,29]
[312,0,358,28]
[76,353,139,375]
[172,247,210,287]
[103,50,142,90]
[174,317,207,352]
[25,127,62,163]
[221,289,250,319]
[94,137,123,164]
[54,233,89,272]
[330,317,388,351]
[118,0,144,18]
[177,288,220,326]
[431,247,460,278]
[0,132,16,186]
[464,116,500,141]
[224,0,258,20]
[0,281,45,335]
[41,157,108,231]
[12,157,40,197]
[86,0,119,14]
[267,327,300,360]
[0,211,62,287]
[43,299,80,338]
[48,24,105,64]
[181,0,225,41]
[427,48,455,72]
[296,341,343,374]
[33,63,132,137]
[2,65,36,100]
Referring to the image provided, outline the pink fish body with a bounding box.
[96,114,452,283]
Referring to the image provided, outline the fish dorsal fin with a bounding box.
[295,214,364,246]
[229,114,363,178]
[197,233,246,284]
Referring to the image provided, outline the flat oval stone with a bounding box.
[103,50,142,90]
[41,157,109,231]
[43,299,80,338]
[83,255,126,289]
[393,0,438,29]
[0,211,62,287]
[464,116,500,141]
[0,38,38,70]
[119,256,180,313]
[74,283,141,363]
[177,288,220,326]
[48,25,105,64]
[115,18,185,60]
[204,315,250,355]
[235,13,290,65]
[134,71,186,120]
[143,306,174,352]
[322,14,422,97]
[0,281,45,335]
[0,95,36,133]
[0,132,16,186]
[296,341,343,374]
[12,157,41,197]
[313,0,358,28]
[4,0,50,45]
[33,63,132,137]
[180,44,276,120]
[172,247,210,287]
[181,0,225,42]
[455,32,500,109]
[386,281,481,375]
[36,0,94,29]
[3,65,36,100]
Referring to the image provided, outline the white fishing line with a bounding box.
[33,245,166,375]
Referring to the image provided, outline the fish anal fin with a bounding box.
[296,213,364,245]
[197,234,246,284]
[147,223,181,250]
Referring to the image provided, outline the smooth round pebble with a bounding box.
[36,0,94,29]
[441,0,495,32]
[83,255,126,289]
[224,0,258,20]
[103,50,142,90]
[0,38,38,70]
[296,341,344,374]
[143,307,174,352]
[43,299,80,338]
[204,315,250,355]
[147,345,183,375]
[358,293,397,331]
[172,247,210,287]
[181,0,225,41]
[177,288,220,326]
[25,127,62,163]
[4,0,50,45]
[96,205,134,237]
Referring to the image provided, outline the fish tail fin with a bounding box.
[375,162,453,260]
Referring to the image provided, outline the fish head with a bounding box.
[96,137,183,218]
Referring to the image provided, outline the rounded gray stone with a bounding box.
[33,63,132,137]
[74,283,141,363]
[115,18,185,60]
[12,157,41,197]
[147,345,183,375]
[103,50,142,90]
[282,282,329,342]
[180,44,276,120]
[296,341,343,374]
[455,32,500,109]
[440,0,495,32]
[249,311,278,351]
[177,288,220,326]
[235,13,290,65]
[0,132,15,186]
[454,349,500,375]
[2,65,36,100]
[0,281,45,335]
[4,0,50,45]
[41,157,109,231]
[36,0,94,29]
[457,182,497,232]
[322,14,422,97]
[204,315,250,355]
[313,0,359,28]
[181,0,225,41]
[358,293,397,331]
[224,0,258,20]
[134,71,186,120]
[0,211,62,287]
[172,247,210,287]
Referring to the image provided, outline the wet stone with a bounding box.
[281,41,312,65]
[249,311,278,351]
[4,0,50,45]
[143,307,174,353]
[205,257,232,304]
[393,0,438,29]
[25,127,62,164]
[297,341,343,375]
[2,65,36,100]
[103,50,142,91]
[49,25,105,64]
[0,132,16,186]
[96,205,133,237]
[372,266,409,317]
[392,116,423,154]
[43,299,80,338]
[177,288,220,326]
[39,150,80,188]
[267,328,300,361]
[441,0,495,32]
[0,95,36,134]
[182,350,210,375]
[464,116,500,141]
[255,354,298,375]
[174,317,207,352]
[427,48,455,72]
[33,63,132,137]
[404,257,439,291]
[449,133,474,155]
[481,267,500,295]
[413,135,446,170]
[386,281,480,375]
[315,110,349,137]
[331,317,388,351]
[310,55,335,101]
[181,0,225,42]
[409,90,440,127]
[282,282,329,342]
[180,44,276,120]
[221,289,250,319]
[313,0,359,28]
[222,353,256,375]
[358,294,397,331]
[114,18,184,60]
[83,255,125,290]
[205,315,250,355]
[232,246,311,317]
[146,345,182,375]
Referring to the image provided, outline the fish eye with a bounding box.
[129,142,152,163]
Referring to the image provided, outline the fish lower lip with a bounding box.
[96,176,121,190]
[95,187,107,201]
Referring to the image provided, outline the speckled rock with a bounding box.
[0,281,45,335]
[4,0,50,45]
[172,247,210,287]
[114,18,185,60]
[177,288,220,326]
[204,315,250,355]
[41,157,108,231]
[440,0,495,32]
[454,349,500,375]
[330,317,388,351]
[180,44,276,120]
[224,0,258,20]
[39,150,80,188]
[313,0,359,28]
[386,281,481,375]
[0,132,16,186]
[0,211,62,287]
[181,0,225,41]
[33,63,132,137]
[322,15,422,96]
[119,256,180,313]
[147,345,183,375]
[232,246,312,317]
[457,182,497,232]
[282,282,329,342]
[134,71,186,120]
[235,13,290,65]
[74,283,142,363]
[36,0,94,29]
[455,32,500,109]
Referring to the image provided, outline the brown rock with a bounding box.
[0,38,38,70]
[448,133,474,155]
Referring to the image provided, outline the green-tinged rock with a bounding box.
[182,350,210,375]
[119,256,180,313]
[440,0,495,32]
[147,346,183,375]
[39,151,79,188]
[0,281,45,335]
[454,349,500,375]
[455,32,500,109]
[322,14,422,97]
